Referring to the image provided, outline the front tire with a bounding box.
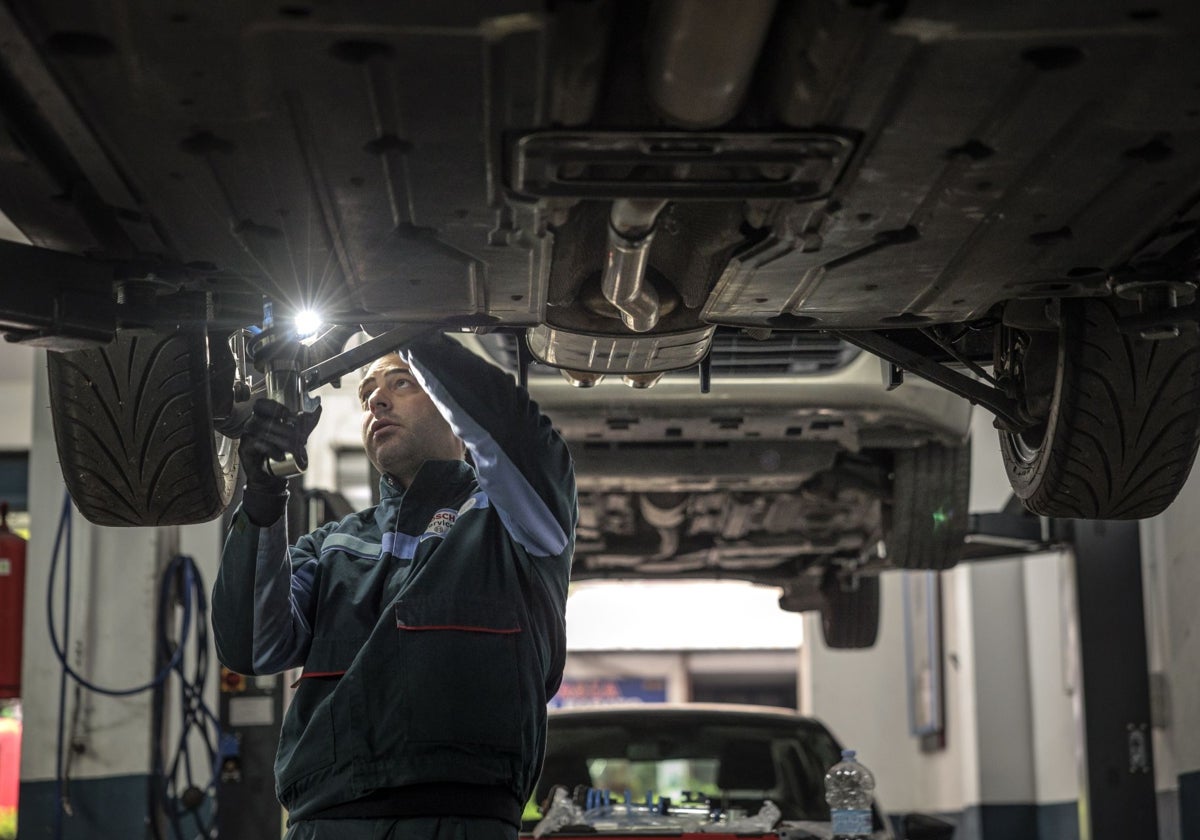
[48,329,238,526]
[999,297,1200,519]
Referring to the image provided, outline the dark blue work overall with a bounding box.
[212,335,577,839]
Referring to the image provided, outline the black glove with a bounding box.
[238,399,322,526]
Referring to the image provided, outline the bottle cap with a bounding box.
[842,748,856,760]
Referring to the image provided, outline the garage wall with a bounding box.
[802,555,1081,838]
[1021,553,1080,820]
[0,384,31,450]
[0,344,34,451]
[801,411,1082,838]
[1142,470,1200,837]
[305,375,365,491]
[802,571,948,809]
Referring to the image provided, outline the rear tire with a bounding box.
[820,572,880,649]
[999,297,1200,518]
[48,329,238,526]
[888,443,971,571]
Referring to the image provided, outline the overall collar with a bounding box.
[375,459,476,531]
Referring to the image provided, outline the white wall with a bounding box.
[1022,552,1079,807]
[1141,464,1200,797]
[801,554,1080,819]
[304,375,366,494]
[0,382,32,450]
[801,571,923,808]
[0,344,34,449]
[968,558,1036,805]
[801,408,1081,819]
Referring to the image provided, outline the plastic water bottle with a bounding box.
[824,748,875,838]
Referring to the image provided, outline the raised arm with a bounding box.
[404,333,577,558]
[211,509,321,675]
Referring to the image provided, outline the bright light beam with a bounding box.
[295,308,322,339]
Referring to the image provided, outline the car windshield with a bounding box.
[532,710,843,823]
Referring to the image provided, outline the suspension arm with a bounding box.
[829,329,1036,433]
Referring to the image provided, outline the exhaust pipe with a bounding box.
[598,0,777,333]
[646,0,779,128]
[640,493,689,560]
[560,369,606,388]
[602,198,668,333]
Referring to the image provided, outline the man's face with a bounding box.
[357,353,464,485]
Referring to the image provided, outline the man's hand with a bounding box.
[238,399,322,525]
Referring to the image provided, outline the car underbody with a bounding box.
[3,0,1200,645]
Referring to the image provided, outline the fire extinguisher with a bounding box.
[0,501,27,699]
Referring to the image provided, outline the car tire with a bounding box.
[48,328,238,526]
[999,297,1200,518]
[820,572,880,649]
[888,443,971,571]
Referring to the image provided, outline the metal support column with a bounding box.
[215,668,286,838]
[1071,520,1158,839]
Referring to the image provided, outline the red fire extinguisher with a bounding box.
[0,501,27,699]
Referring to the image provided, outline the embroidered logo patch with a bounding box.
[423,508,458,537]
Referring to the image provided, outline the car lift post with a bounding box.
[1070,520,1158,839]
[970,509,1160,838]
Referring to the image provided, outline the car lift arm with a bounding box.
[300,324,438,392]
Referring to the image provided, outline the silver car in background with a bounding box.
[462,330,972,648]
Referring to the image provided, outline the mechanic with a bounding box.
[211,332,577,840]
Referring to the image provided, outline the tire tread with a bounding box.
[48,330,235,526]
[889,443,971,571]
[1005,298,1200,518]
[820,573,880,649]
